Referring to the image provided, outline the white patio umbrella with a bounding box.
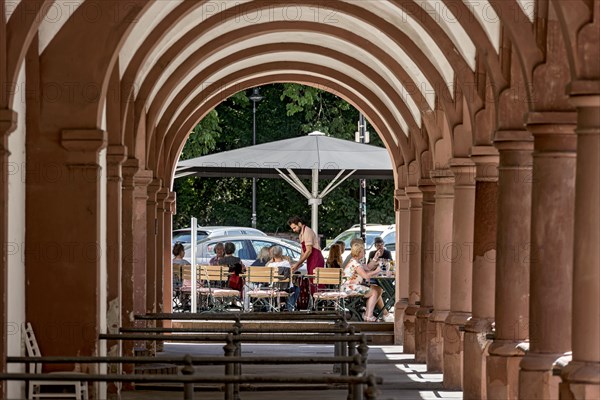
[175,131,393,234]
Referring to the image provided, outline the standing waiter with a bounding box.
[288,216,325,274]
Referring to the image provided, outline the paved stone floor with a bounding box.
[122,342,463,400]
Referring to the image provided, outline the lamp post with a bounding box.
[249,87,263,228]
[356,113,369,242]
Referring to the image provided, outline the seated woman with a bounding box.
[326,242,343,269]
[341,242,383,322]
[172,242,190,289]
[266,245,299,311]
[209,242,225,266]
[251,246,271,266]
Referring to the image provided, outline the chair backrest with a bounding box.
[199,265,229,288]
[23,322,43,374]
[315,268,343,286]
[246,266,278,284]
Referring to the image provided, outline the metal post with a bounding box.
[356,114,368,243]
[249,88,263,229]
[223,333,237,400]
[181,354,195,400]
[310,168,321,235]
[190,217,197,312]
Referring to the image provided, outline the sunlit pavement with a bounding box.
[122,343,463,400]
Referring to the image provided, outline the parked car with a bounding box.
[172,226,266,245]
[322,224,396,261]
[182,234,308,272]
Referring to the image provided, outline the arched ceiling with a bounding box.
[7,0,525,185]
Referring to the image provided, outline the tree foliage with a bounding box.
[173,84,395,239]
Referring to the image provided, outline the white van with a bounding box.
[322,224,396,261]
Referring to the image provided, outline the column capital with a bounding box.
[449,158,476,186]
[122,158,153,194]
[0,108,18,136]
[470,146,499,181]
[394,188,410,211]
[405,186,423,208]
[0,108,17,156]
[60,129,107,166]
[526,112,577,155]
[107,145,128,166]
[567,79,600,102]
[494,129,534,150]
[429,168,454,185]
[165,191,177,214]
[418,180,436,198]
[106,145,127,182]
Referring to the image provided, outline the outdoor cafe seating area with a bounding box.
[172,265,396,321]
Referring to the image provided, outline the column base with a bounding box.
[427,309,449,372]
[443,311,470,390]
[415,307,432,363]
[403,304,419,354]
[394,300,408,345]
[560,360,600,400]
[487,340,526,399]
[519,352,566,400]
[463,317,494,400]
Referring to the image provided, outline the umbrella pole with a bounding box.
[310,168,321,235]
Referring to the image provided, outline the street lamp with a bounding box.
[249,87,263,228]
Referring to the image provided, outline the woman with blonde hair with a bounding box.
[341,242,383,322]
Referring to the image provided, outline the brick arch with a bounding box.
[145,44,425,169]
[3,0,53,108]
[552,0,599,81]
[116,1,474,163]
[157,72,421,186]
[34,1,150,130]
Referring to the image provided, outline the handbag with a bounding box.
[228,273,244,291]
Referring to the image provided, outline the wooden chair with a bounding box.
[246,266,289,312]
[23,322,89,400]
[312,268,348,312]
[199,265,241,311]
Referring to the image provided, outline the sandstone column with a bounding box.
[403,186,422,353]
[26,129,107,358]
[487,131,533,399]
[156,188,170,316]
[0,109,17,392]
[463,146,499,400]
[162,192,176,315]
[560,85,600,400]
[394,189,410,344]
[427,170,454,372]
[416,182,435,363]
[444,159,476,389]
[121,159,152,361]
[146,179,162,319]
[105,144,126,397]
[518,113,577,399]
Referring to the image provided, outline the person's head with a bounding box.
[172,242,185,258]
[214,242,225,256]
[373,236,385,251]
[350,237,364,248]
[224,242,236,256]
[328,242,343,264]
[257,246,270,262]
[271,245,284,260]
[288,216,304,233]
[350,242,365,259]
[335,240,346,253]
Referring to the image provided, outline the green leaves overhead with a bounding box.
[174,83,395,239]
